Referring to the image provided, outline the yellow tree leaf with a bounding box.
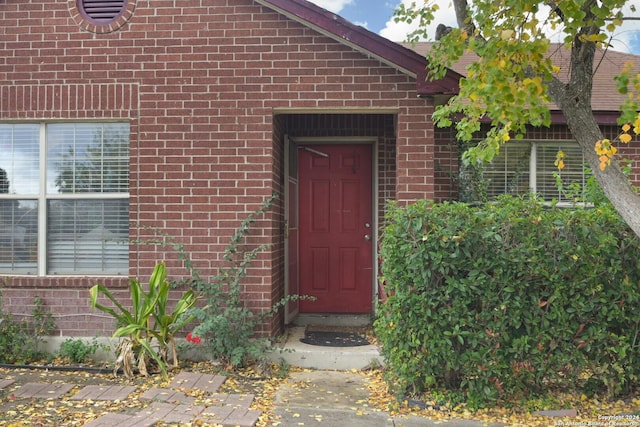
[620,133,632,143]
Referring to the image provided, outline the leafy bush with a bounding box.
[187,196,275,368]
[0,294,56,364]
[59,338,105,365]
[22,295,57,362]
[375,196,640,408]
[180,194,308,368]
[0,311,28,364]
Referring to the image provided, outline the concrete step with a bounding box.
[268,327,384,370]
[292,314,372,328]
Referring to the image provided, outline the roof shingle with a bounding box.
[404,42,640,114]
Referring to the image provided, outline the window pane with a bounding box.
[0,200,38,274]
[537,143,585,202]
[47,123,129,194]
[47,199,129,275]
[485,143,531,199]
[0,124,40,195]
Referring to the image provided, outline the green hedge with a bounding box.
[375,196,640,407]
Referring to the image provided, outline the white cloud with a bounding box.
[608,5,640,53]
[352,20,369,29]
[379,0,458,42]
[307,0,354,14]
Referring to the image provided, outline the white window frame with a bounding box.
[0,122,130,276]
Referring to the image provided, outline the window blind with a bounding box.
[0,124,40,274]
[484,143,531,199]
[536,143,585,202]
[47,199,128,275]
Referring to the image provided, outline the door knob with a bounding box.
[364,234,371,241]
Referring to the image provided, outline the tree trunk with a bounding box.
[547,40,640,238]
[453,0,471,31]
[559,99,640,237]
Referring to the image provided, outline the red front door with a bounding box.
[298,144,373,313]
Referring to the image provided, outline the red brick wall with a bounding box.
[603,126,640,187]
[434,126,459,201]
[0,0,437,337]
[620,144,640,187]
[395,105,437,203]
[269,114,287,337]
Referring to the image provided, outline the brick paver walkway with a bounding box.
[12,382,76,399]
[141,387,196,404]
[0,379,15,389]
[2,371,261,427]
[170,371,227,393]
[71,385,137,401]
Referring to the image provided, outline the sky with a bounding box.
[307,0,640,55]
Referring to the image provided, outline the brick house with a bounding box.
[0,0,637,341]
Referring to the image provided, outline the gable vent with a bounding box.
[78,0,128,22]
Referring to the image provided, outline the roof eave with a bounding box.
[551,110,622,126]
[255,0,461,96]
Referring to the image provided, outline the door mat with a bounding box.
[300,330,371,347]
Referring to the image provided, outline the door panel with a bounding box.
[311,181,330,231]
[298,144,373,313]
[310,248,329,291]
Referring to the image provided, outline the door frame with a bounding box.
[284,135,299,324]
[284,136,379,321]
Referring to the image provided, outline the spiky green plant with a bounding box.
[90,261,198,378]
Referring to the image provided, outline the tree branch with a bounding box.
[545,0,565,21]
[452,0,475,35]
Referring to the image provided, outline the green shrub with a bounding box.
[186,196,274,368]
[375,196,640,408]
[59,338,104,365]
[24,295,57,362]
[0,311,27,364]
[181,194,308,368]
[0,294,56,364]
